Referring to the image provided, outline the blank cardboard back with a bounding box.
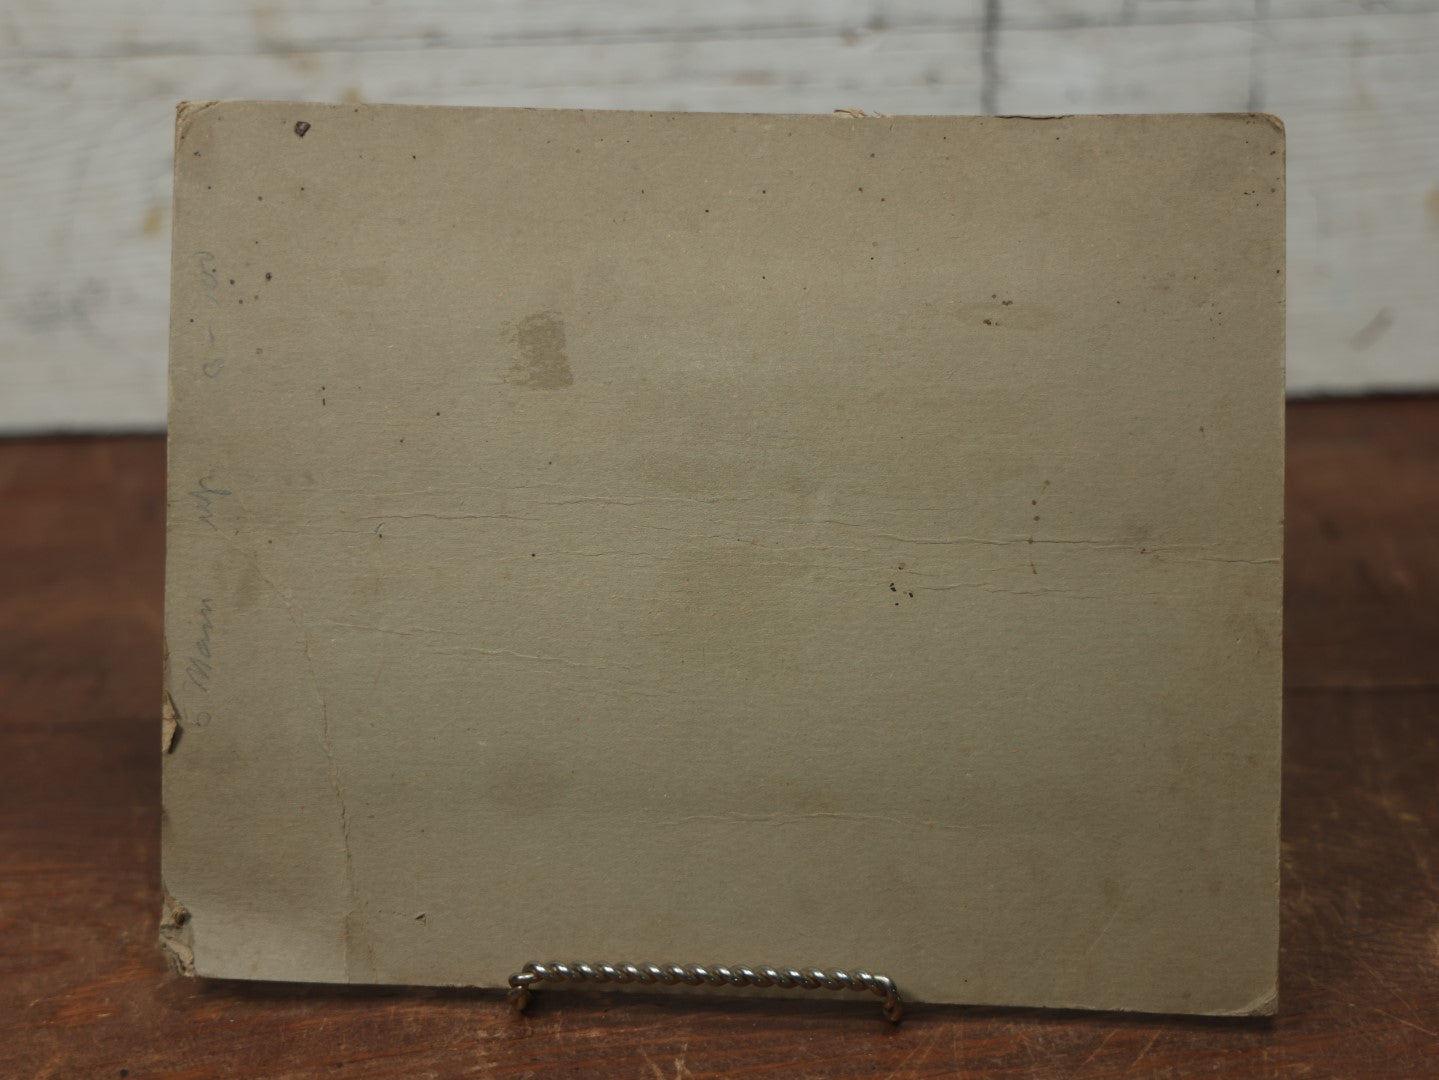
[163,103,1284,1014]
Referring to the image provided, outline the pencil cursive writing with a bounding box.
[195,251,226,377]
[189,476,231,529]
[183,598,217,694]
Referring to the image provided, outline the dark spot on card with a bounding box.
[294,120,311,137]
[506,312,573,390]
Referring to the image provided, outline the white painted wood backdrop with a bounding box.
[3,0,1436,431]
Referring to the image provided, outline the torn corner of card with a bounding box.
[161,103,1284,1015]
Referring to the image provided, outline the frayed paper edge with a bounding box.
[159,887,196,977]
[162,692,181,754]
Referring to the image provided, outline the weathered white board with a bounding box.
[2,1,1436,430]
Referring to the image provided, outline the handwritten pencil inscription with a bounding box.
[183,598,218,695]
[195,251,227,378]
[189,476,231,529]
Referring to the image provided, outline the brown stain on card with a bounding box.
[507,312,573,389]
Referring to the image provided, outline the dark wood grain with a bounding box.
[3,401,1437,1078]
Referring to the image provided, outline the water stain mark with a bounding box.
[507,312,573,389]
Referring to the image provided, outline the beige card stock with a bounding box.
[162,102,1284,1015]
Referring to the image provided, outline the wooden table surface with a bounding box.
[3,398,1437,1078]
